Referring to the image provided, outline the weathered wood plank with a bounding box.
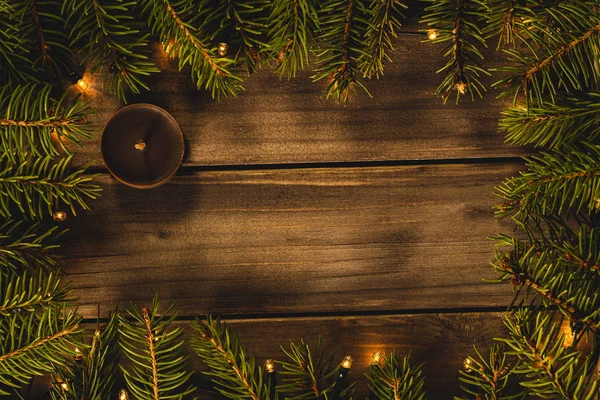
[25,312,508,399]
[187,312,508,399]
[72,28,520,168]
[59,163,520,319]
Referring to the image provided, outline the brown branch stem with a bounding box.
[523,22,600,82]
[142,309,160,400]
[0,323,78,363]
[499,260,598,334]
[163,0,224,77]
[199,330,259,400]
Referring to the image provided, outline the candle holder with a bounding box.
[101,103,185,189]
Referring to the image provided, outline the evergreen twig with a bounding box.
[191,315,269,400]
[0,154,101,220]
[63,0,159,103]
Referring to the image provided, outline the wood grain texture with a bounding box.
[71,29,521,168]
[188,313,508,399]
[59,163,520,319]
[26,312,507,399]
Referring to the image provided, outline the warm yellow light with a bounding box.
[265,359,275,373]
[77,79,88,91]
[118,388,129,400]
[372,351,384,366]
[427,29,438,40]
[60,382,69,391]
[341,355,353,369]
[217,42,228,56]
[52,211,67,222]
[74,347,82,360]
[164,37,176,55]
[455,82,467,94]
[463,357,473,372]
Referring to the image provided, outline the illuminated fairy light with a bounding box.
[372,351,384,366]
[427,29,438,40]
[118,388,129,400]
[265,359,275,373]
[340,355,353,369]
[163,37,176,55]
[76,78,89,91]
[463,357,473,372]
[455,82,467,94]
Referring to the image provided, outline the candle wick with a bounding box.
[134,141,147,151]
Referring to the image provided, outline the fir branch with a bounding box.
[420,0,489,104]
[494,3,600,105]
[276,338,351,400]
[456,345,524,400]
[357,0,406,80]
[498,309,599,399]
[495,143,600,220]
[0,2,37,85]
[312,0,371,105]
[494,244,600,335]
[191,315,269,400]
[51,313,120,400]
[366,352,426,400]
[0,220,63,273]
[119,296,195,400]
[481,0,525,48]
[0,84,95,158]
[63,0,159,103]
[13,0,72,81]
[268,0,319,78]
[0,270,68,316]
[142,0,244,99]
[202,0,269,74]
[0,304,82,395]
[0,154,102,220]
[500,91,600,149]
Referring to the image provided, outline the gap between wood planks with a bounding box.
[83,155,525,176]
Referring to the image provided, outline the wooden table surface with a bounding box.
[58,27,524,398]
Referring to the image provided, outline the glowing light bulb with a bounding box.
[164,37,176,55]
[265,359,275,373]
[341,355,353,369]
[372,351,384,366]
[455,82,467,94]
[427,29,438,40]
[74,347,82,360]
[61,382,69,391]
[463,357,473,372]
[118,389,129,400]
[77,79,88,91]
[52,211,67,222]
[218,42,228,56]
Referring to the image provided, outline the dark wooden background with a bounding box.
[56,23,525,399]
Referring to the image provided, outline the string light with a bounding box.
[60,382,69,391]
[76,78,89,91]
[372,351,384,366]
[265,359,275,373]
[118,389,130,400]
[340,355,353,369]
[463,357,473,372]
[426,29,438,40]
[455,82,467,94]
[53,211,67,222]
[217,42,228,56]
[163,37,176,55]
[74,347,82,361]
[69,70,89,91]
